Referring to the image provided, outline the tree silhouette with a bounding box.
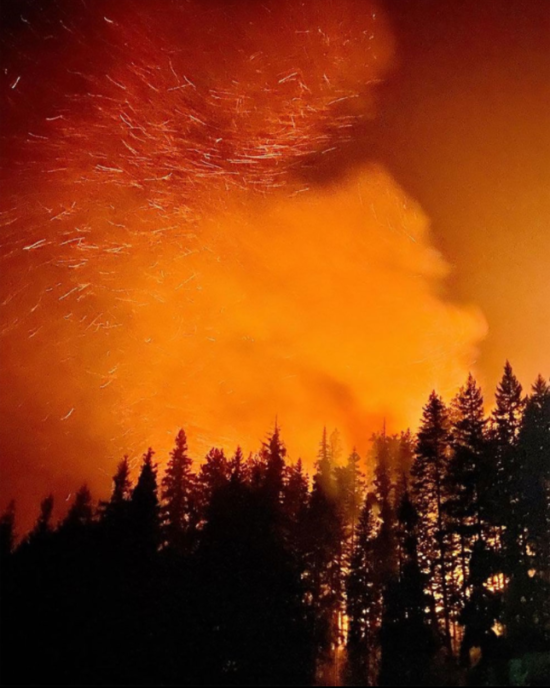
[446,374,490,604]
[2,364,549,686]
[131,447,159,555]
[411,391,453,649]
[346,493,379,685]
[161,429,195,552]
[379,490,435,686]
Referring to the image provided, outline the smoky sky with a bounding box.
[1,0,548,529]
[364,1,550,389]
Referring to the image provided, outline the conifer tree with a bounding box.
[506,375,550,651]
[261,423,287,507]
[111,456,132,506]
[161,430,195,551]
[102,456,132,525]
[446,374,490,601]
[518,376,550,568]
[317,426,333,494]
[491,362,525,559]
[373,432,396,579]
[306,454,344,680]
[411,391,453,648]
[379,490,434,686]
[131,448,159,554]
[63,484,93,528]
[229,445,246,485]
[31,494,55,541]
[346,493,380,685]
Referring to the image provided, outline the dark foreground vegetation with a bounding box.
[1,362,549,685]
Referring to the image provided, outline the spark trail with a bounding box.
[0,0,485,526]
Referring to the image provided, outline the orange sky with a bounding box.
[1,0,548,530]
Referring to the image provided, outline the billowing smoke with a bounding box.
[0,0,485,528]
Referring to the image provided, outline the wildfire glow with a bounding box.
[1,0,486,525]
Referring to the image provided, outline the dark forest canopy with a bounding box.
[1,363,549,686]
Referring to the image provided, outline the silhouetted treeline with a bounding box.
[1,362,549,686]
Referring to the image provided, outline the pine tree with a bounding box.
[334,447,364,554]
[31,494,55,541]
[284,459,309,528]
[379,491,435,686]
[102,456,132,524]
[446,374,490,602]
[63,484,93,528]
[373,432,396,579]
[506,375,550,651]
[394,430,414,508]
[229,445,246,485]
[411,391,453,648]
[346,493,380,685]
[200,447,229,495]
[112,456,132,506]
[317,426,333,495]
[306,459,344,681]
[161,429,195,551]
[491,362,525,559]
[131,447,160,554]
[261,423,287,507]
[518,376,550,570]
[459,539,503,671]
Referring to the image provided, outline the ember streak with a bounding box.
[0,0,490,526]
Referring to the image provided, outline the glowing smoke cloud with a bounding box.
[0,0,485,526]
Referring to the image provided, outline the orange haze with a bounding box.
[1,0,486,528]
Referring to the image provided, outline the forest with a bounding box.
[1,362,549,686]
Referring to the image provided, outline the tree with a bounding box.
[306,456,344,681]
[379,491,435,686]
[63,484,93,529]
[518,376,550,570]
[346,493,380,685]
[111,456,132,506]
[261,423,287,507]
[30,493,55,541]
[334,447,364,553]
[459,540,504,678]
[411,391,453,648]
[131,448,159,554]
[317,426,333,495]
[491,362,525,559]
[283,458,309,556]
[446,374,490,602]
[372,432,397,579]
[161,429,195,551]
[505,375,550,652]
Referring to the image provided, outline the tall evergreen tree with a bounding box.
[261,423,287,507]
[379,490,435,686]
[30,493,55,541]
[346,493,380,686]
[446,374,490,602]
[131,448,159,555]
[306,454,344,681]
[161,429,195,551]
[63,484,93,529]
[372,432,396,580]
[317,426,333,495]
[505,375,550,652]
[411,391,453,648]
[491,362,525,557]
[111,456,132,506]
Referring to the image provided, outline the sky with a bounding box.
[1,0,548,529]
